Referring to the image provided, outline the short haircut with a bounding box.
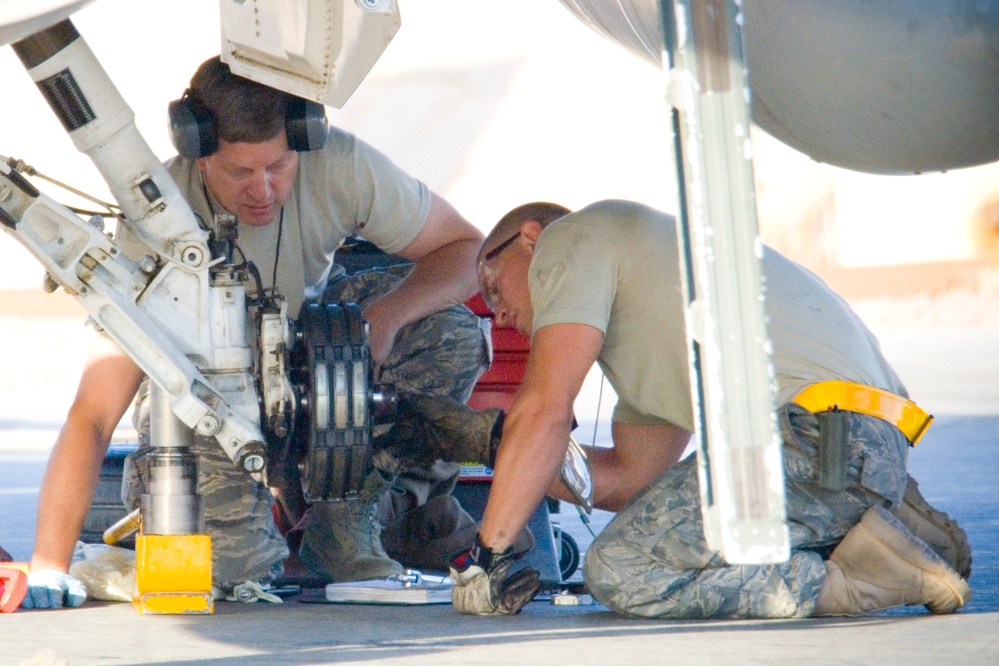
[189,56,291,144]
[481,202,572,260]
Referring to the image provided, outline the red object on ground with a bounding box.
[464,293,530,412]
[0,564,30,612]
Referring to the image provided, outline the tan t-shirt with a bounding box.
[529,199,905,433]
[122,127,431,319]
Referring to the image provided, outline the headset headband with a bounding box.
[167,89,328,159]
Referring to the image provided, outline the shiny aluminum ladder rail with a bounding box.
[660,0,790,563]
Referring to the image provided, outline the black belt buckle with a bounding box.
[816,407,848,491]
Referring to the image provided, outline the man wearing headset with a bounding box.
[23,56,489,608]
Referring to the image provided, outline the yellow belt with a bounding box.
[791,380,933,445]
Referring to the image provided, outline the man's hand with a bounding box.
[449,534,540,615]
[21,569,87,609]
[370,394,504,475]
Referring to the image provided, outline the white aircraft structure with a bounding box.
[0,0,996,611]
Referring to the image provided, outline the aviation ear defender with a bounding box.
[168,90,329,159]
[284,97,329,153]
[167,91,218,160]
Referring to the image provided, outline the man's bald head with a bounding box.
[479,202,572,262]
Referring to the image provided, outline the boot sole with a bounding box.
[893,475,973,579]
[858,506,971,614]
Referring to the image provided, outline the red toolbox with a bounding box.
[464,293,530,412]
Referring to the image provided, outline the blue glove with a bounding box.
[21,569,87,609]
[450,534,539,615]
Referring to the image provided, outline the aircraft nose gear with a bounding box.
[264,301,396,502]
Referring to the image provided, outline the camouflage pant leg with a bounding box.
[322,266,491,402]
[583,403,909,620]
[780,403,909,550]
[583,454,827,620]
[122,380,289,592]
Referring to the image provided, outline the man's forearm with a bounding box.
[363,237,481,365]
[478,404,573,552]
[374,237,480,324]
[478,324,604,551]
[31,422,111,571]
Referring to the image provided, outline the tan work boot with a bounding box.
[298,471,404,582]
[815,505,971,616]
[892,475,972,579]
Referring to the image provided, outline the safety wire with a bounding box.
[1,153,122,220]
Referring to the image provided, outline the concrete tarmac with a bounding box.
[5,597,999,666]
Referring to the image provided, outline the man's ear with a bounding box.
[520,219,544,248]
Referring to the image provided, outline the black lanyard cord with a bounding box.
[271,207,284,291]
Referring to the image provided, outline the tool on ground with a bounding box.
[0,563,30,612]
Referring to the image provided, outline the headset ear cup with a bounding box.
[285,98,329,152]
[168,93,218,159]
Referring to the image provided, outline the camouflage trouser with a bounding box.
[321,265,491,402]
[583,403,910,619]
[123,265,491,589]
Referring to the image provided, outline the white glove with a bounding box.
[21,569,87,609]
[449,534,539,615]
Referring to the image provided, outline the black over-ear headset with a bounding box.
[168,90,329,159]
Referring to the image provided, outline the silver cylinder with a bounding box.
[12,19,209,261]
[141,491,204,535]
[142,383,205,535]
[150,382,194,451]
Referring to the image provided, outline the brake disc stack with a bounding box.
[290,302,375,501]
